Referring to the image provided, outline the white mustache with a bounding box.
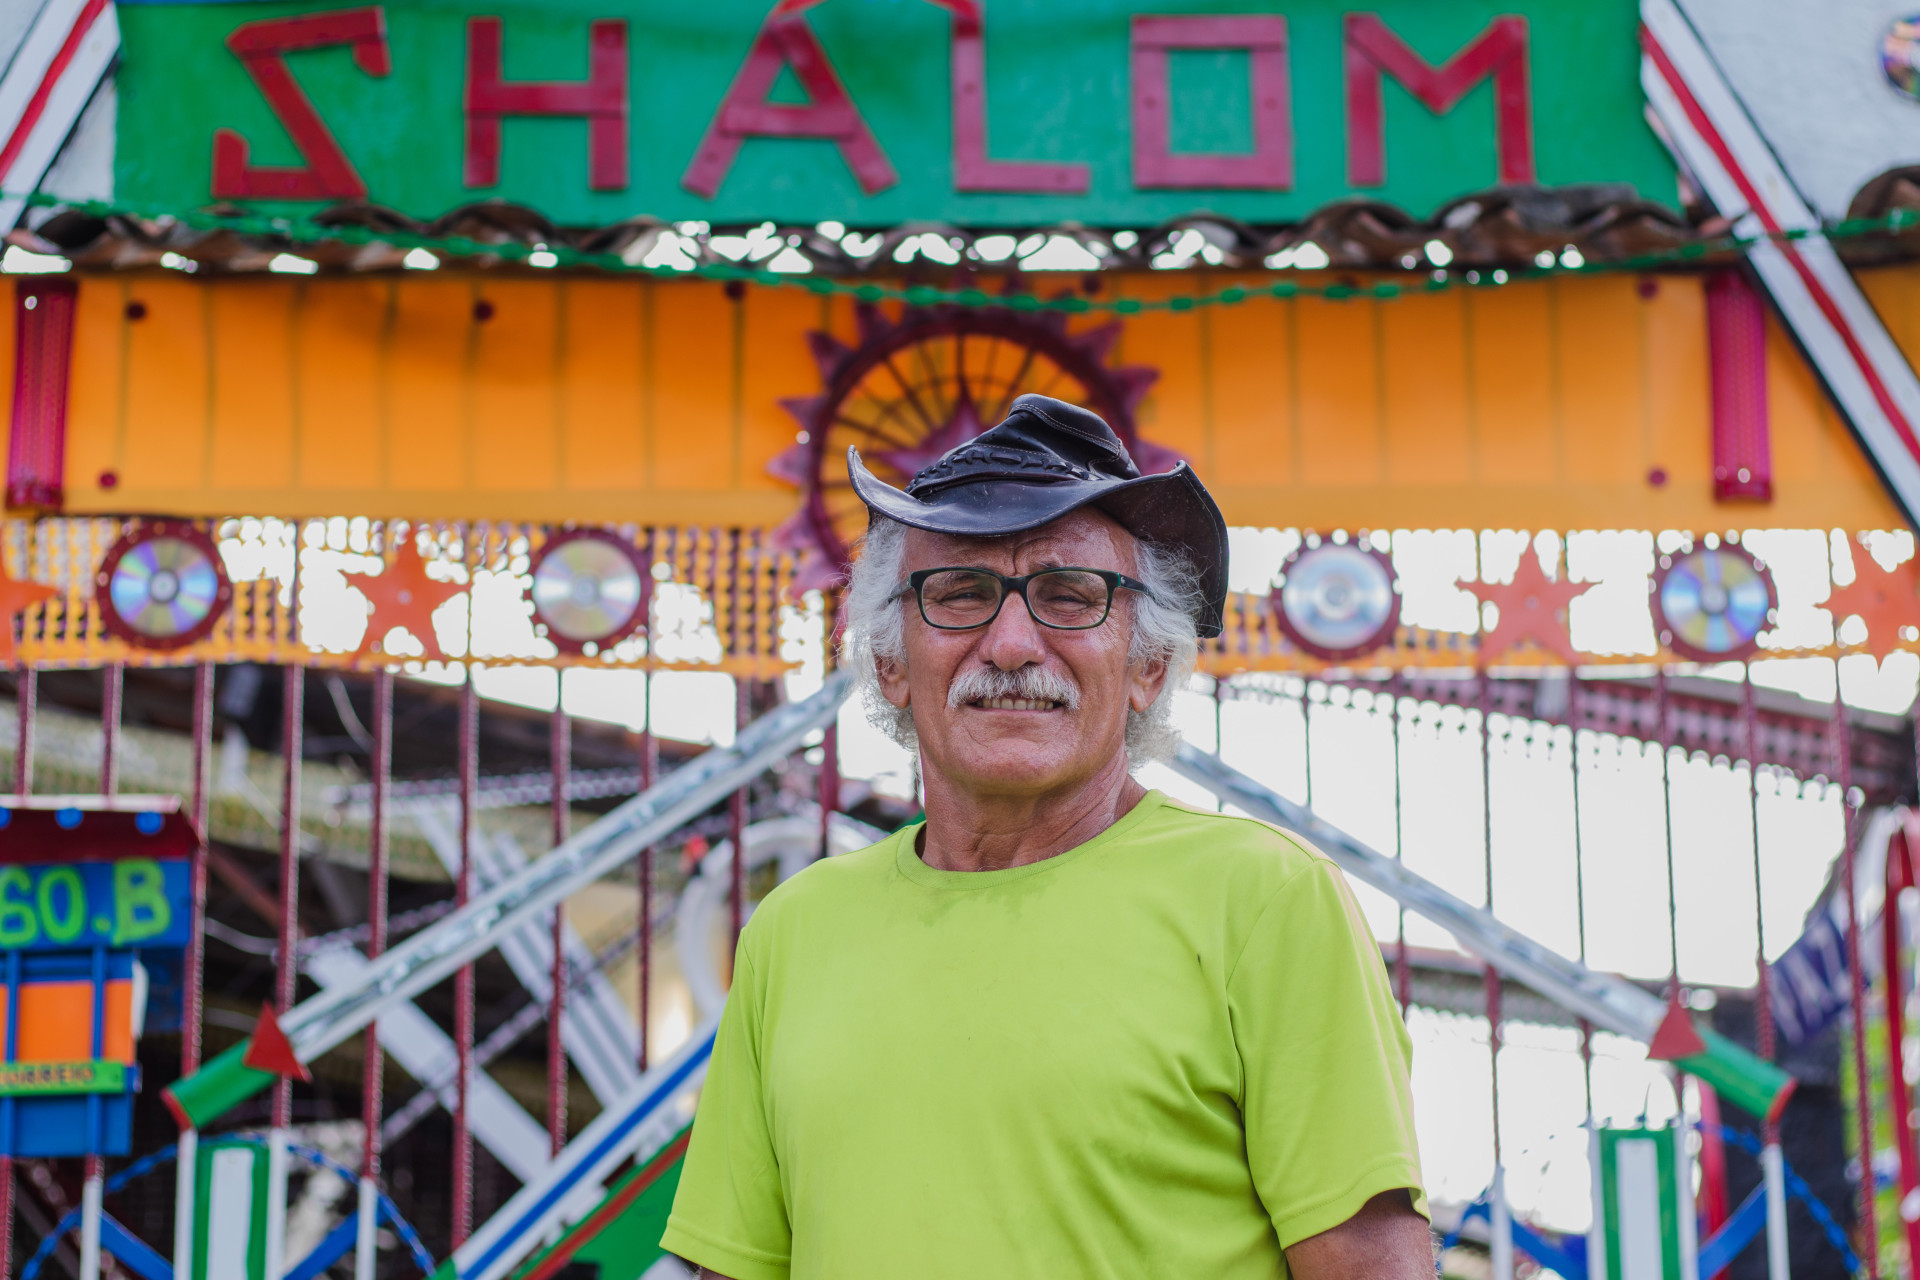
[947,665,1082,711]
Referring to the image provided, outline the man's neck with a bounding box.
[916,753,1147,873]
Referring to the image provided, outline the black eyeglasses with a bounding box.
[897,567,1152,631]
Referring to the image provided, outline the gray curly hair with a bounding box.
[841,514,1202,766]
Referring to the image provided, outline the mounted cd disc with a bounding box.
[529,529,647,653]
[1652,544,1775,662]
[97,521,232,650]
[1271,542,1400,661]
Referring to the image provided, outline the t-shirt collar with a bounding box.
[894,789,1169,890]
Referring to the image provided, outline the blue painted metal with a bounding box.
[17,1140,438,1280]
[99,1213,173,1280]
[1444,1199,1589,1280]
[284,1214,358,1280]
[1696,1184,1767,1278]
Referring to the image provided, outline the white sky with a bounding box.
[230,518,1901,1235]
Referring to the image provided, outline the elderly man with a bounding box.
[662,395,1429,1279]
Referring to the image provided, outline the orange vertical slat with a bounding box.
[472,280,561,496]
[1470,283,1556,487]
[1643,273,1711,490]
[0,275,16,474]
[58,278,125,510]
[385,279,473,497]
[653,284,739,494]
[297,279,391,495]
[1207,280,1293,491]
[1381,289,1470,489]
[1558,276,1648,489]
[206,280,298,494]
[741,287,829,495]
[559,279,647,496]
[120,277,214,497]
[1114,274,1208,468]
[1295,289,1382,488]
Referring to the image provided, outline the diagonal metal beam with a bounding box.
[1642,0,1920,525]
[1167,742,1793,1119]
[166,670,853,1129]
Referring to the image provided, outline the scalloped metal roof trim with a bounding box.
[12,181,1717,276]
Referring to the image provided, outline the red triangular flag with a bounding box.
[1647,994,1708,1061]
[243,1002,312,1082]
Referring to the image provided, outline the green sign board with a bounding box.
[191,1139,272,1280]
[0,1060,129,1096]
[0,858,190,950]
[1597,1127,1682,1280]
[114,0,1675,227]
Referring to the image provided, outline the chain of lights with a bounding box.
[12,192,1920,315]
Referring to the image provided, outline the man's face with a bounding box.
[876,508,1169,800]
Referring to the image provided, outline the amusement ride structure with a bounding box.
[8,0,1920,1279]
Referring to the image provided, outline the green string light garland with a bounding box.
[11,191,1920,314]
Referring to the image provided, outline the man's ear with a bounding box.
[1128,654,1169,713]
[876,654,911,710]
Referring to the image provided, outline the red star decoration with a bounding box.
[1824,556,1920,658]
[241,1000,311,1082]
[0,562,57,662]
[1647,991,1707,1061]
[344,536,467,661]
[1460,551,1593,667]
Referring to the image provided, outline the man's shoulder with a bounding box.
[746,830,909,928]
[1137,794,1333,893]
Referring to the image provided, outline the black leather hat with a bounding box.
[847,394,1228,638]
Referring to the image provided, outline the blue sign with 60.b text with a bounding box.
[0,859,190,950]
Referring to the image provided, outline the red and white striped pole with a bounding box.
[356,669,393,1280]
[265,666,304,1280]
[79,664,124,1280]
[1833,685,1879,1279]
[548,684,569,1155]
[637,535,656,1072]
[2,663,34,1280]
[173,665,214,1280]
[452,670,478,1247]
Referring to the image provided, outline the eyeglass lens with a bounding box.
[919,569,1114,629]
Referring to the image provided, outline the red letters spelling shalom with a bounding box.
[212,7,391,200]
[209,4,1536,201]
[1131,16,1290,190]
[1344,13,1533,187]
[465,16,629,191]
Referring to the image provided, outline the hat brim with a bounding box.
[848,447,1228,638]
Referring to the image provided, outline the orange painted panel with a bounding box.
[1209,294,1292,488]
[558,281,647,496]
[119,279,212,495]
[1767,311,1832,491]
[15,980,133,1063]
[1558,276,1648,490]
[206,281,296,493]
[384,279,475,497]
[1643,274,1711,488]
[298,280,391,493]
[1116,275,1210,472]
[1777,325,1895,503]
[1295,291,1381,486]
[29,268,1913,533]
[651,283,738,493]
[472,280,560,496]
[1381,290,1469,487]
[63,279,129,506]
[1469,284,1556,486]
[1861,264,1920,362]
[0,278,15,473]
[741,287,829,493]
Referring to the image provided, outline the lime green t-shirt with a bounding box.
[661,791,1424,1280]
